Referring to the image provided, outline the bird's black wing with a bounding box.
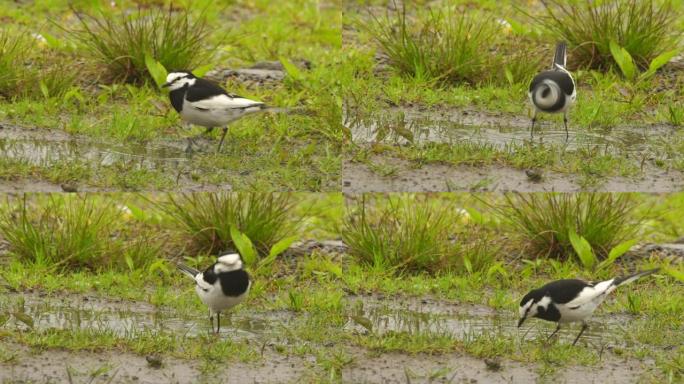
[185,78,229,102]
[539,279,589,304]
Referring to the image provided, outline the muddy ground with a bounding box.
[0,291,667,384]
[343,158,684,193]
[344,106,684,193]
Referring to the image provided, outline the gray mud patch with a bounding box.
[342,348,648,384]
[0,292,663,383]
[343,158,684,193]
[0,343,308,384]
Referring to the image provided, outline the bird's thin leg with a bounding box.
[563,112,569,142]
[217,127,228,152]
[209,312,214,334]
[530,110,537,140]
[547,323,561,341]
[572,322,588,346]
[216,312,221,334]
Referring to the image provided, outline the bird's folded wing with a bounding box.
[565,279,614,307]
[187,94,264,111]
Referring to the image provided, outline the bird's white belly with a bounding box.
[196,285,247,313]
[557,300,601,323]
[180,106,243,128]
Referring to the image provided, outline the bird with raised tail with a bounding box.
[517,269,659,345]
[163,71,269,152]
[177,253,251,333]
[528,41,576,140]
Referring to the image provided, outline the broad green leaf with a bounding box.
[506,18,525,35]
[568,229,596,269]
[63,88,85,104]
[41,32,62,49]
[609,40,636,80]
[463,255,473,274]
[257,236,298,272]
[464,207,484,225]
[486,262,508,280]
[598,239,638,271]
[124,254,134,271]
[230,225,257,265]
[148,259,169,275]
[642,49,679,79]
[664,267,684,282]
[504,67,514,85]
[269,236,298,259]
[279,57,303,82]
[144,53,168,88]
[192,63,213,78]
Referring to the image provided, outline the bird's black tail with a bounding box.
[553,41,567,68]
[177,263,200,279]
[614,268,660,287]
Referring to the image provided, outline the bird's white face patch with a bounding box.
[215,253,243,272]
[165,72,196,90]
[536,296,551,310]
[519,299,534,318]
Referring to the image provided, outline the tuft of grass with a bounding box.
[531,0,682,71]
[492,193,641,262]
[0,28,30,98]
[65,6,215,83]
[341,195,497,274]
[159,193,296,256]
[363,3,498,84]
[0,196,164,271]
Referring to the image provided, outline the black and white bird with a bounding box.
[177,253,251,333]
[163,71,268,152]
[517,269,659,345]
[528,41,576,140]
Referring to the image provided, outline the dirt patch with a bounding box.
[343,158,684,193]
[342,348,648,384]
[0,343,308,384]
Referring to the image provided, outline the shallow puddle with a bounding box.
[347,296,628,346]
[0,136,192,170]
[349,108,676,155]
[1,294,289,340]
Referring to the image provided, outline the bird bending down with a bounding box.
[517,269,659,345]
[163,71,268,152]
[528,41,576,140]
[177,253,251,333]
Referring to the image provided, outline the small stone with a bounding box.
[146,355,162,369]
[60,183,78,192]
[525,168,543,182]
[484,358,502,372]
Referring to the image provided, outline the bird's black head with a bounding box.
[162,71,197,90]
[517,288,545,327]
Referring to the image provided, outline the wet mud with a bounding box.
[0,292,663,383]
[343,158,684,193]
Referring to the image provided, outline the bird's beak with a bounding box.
[162,82,171,88]
[517,317,526,328]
